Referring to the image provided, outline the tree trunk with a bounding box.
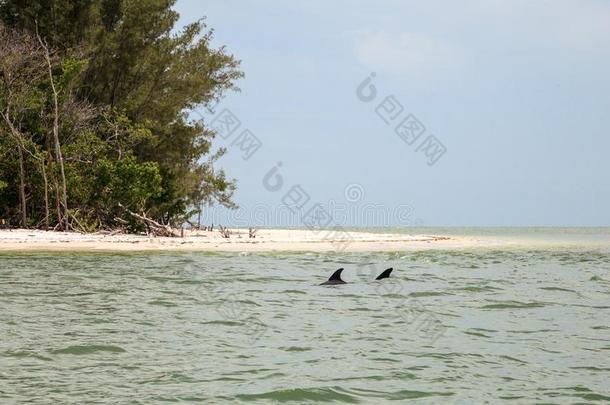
[18,146,26,227]
[48,150,62,227]
[38,29,68,231]
[45,142,61,227]
[197,204,202,229]
[1,108,48,230]
[41,160,49,231]
[52,92,68,230]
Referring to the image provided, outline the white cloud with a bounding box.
[352,31,466,78]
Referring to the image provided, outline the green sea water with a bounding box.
[1,228,609,404]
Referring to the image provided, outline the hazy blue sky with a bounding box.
[175,0,610,227]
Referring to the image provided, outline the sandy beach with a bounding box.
[0,228,503,252]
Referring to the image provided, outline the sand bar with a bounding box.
[0,228,506,252]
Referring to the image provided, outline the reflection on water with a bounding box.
[1,229,609,403]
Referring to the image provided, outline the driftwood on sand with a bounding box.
[218,225,232,238]
[118,203,179,237]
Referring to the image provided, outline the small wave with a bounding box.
[283,289,307,295]
[351,307,375,312]
[464,330,491,338]
[499,355,528,364]
[509,328,558,334]
[410,291,453,297]
[147,299,178,307]
[452,285,502,293]
[539,347,562,354]
[499,395,525,400]
[385,389,454,400]
[202,320,243,326]
[539,286,578,293]
[570,366,610,372]
[51,344,125,355]
[3,351,52,361]
[175,279,208,285]
[348,387,454,400]
[555,386,610,402]
[377,293,408,299]
[369,357,402,363]
[234,387,360,403]
[279,346,312,352]
[578,393,610,401]
[414,352,484,360]
[481,300,547,309]
[471,327,498,333]
[332,373,412,382]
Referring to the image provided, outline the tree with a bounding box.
[36,24,69,230]
[0,23,46,226]
[0,1,243,231]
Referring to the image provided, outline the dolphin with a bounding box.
[320,268,346,285]
[375,267,393,280]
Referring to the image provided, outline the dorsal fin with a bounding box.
[375,267,393,280]
[328,268,344,281]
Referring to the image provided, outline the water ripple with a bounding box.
[1,248,609,403]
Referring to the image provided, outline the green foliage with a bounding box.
[0,0,101,48]
[0,0,242,230]
[58,57,88,92]
[94,155,162,211]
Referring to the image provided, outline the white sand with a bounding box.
[0,228,504,252]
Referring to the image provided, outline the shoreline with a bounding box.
[3,228,606,253]
[0,228,503,252]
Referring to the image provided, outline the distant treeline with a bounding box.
[0,0,242,232]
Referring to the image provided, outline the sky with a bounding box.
[174,0,610,227]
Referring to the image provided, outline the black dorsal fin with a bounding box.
[328,268,344,281]
[375,267,393,280]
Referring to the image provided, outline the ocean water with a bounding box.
[0,228,609,404]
